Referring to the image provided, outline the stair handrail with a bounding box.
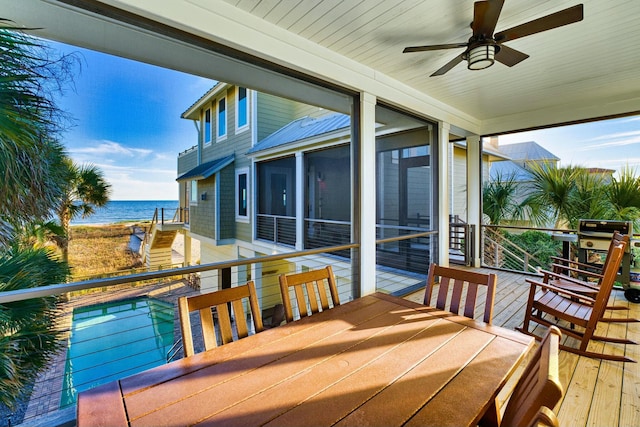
[483,226,546,273]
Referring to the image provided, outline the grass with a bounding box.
[68,224,144,280]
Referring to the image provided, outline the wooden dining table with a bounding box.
[77,292,534,427]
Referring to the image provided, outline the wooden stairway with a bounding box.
[140,208,183,269]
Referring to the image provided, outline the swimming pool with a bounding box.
[60,297,174,407]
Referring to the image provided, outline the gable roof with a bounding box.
[489,160,533,182]
[176,154,234,181]
[247,113,350,155]
[498,141,559,162]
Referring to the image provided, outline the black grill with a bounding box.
[577,219,632,286]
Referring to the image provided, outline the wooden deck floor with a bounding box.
[404,267,640,427]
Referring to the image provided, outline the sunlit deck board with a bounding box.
[405,267,640,427]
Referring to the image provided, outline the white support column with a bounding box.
[466,135,482,267]
[184,232,192,265]
[438,122,451,266]
[360,92,377,296]
[295,152,304,250]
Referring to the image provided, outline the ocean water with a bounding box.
[70,200,179,225]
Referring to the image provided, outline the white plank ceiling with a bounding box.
[219,0,640,133]
[2,0,639,136]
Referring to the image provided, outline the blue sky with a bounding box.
[48,42,639,200]
[49,41,215,200]
[498,116,640,172]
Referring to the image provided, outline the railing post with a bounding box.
[274,216,278,244]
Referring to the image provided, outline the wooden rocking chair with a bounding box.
[517,238,637,362]
[538,231,637,323]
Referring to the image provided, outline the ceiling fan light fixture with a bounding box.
[467,44,496,70]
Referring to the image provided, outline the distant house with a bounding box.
[450,138,508,222]
[489,140,560,182]
[487,140,561,226]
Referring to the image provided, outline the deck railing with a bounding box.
[481,224,576,274]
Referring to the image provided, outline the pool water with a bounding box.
[60,297,174,407]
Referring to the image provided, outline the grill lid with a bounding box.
[578,219,632,236]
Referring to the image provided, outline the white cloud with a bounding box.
[580,135,640,151]
[69,140,153,157]
[68,145,178,200]
[587,130,640,142]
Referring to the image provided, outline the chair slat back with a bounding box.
[587,240,626,328]
[500,326,563,427]
[279,266,340,323]
[424,263,497,324]
[178,281,264,357]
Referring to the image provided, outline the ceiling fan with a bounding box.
[403,1,584,76]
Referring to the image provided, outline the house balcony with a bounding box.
[2,229,638,427]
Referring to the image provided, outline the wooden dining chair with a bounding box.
[278,265,340,323]
[517,238,637,362]
[494,326,563,427]
[178,281,264,357]
[423,263,497,324]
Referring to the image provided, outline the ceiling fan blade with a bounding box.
[495,45,529,67]
[472,0,505,37]
[430,54,464,77]
[494,4,584,43]
[403,43,467,53]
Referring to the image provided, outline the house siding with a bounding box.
[256,93,300,141]
[219,166,235,240]
[178,148,198,176]
[189,176,216,239]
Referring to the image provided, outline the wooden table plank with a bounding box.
[76,381,127,427]
[77,292,534,427]
[203,316,466,426]
[120,292,383,396]
[127,296,406,424]
[405,336,533,427]
[280,326,495,427]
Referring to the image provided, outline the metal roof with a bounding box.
[498,141,560,162]
[489,161,533,182]
[176,154,234,181]
[247,113,350,155]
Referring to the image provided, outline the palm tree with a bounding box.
[522,162,587,228]
[482,172,520,225]
[0,22,74,247]
[563,168,609,228]
[0,245,69,408]
[606,166,640,226]
[0,22,76,410]
[483,171,548,226]
[56,158,111,263]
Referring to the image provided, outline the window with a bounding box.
[203,108,211,145]
[217,97,227,140]
[236,87,248,131]
[236,168,249,221]
[190,180,198,204]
